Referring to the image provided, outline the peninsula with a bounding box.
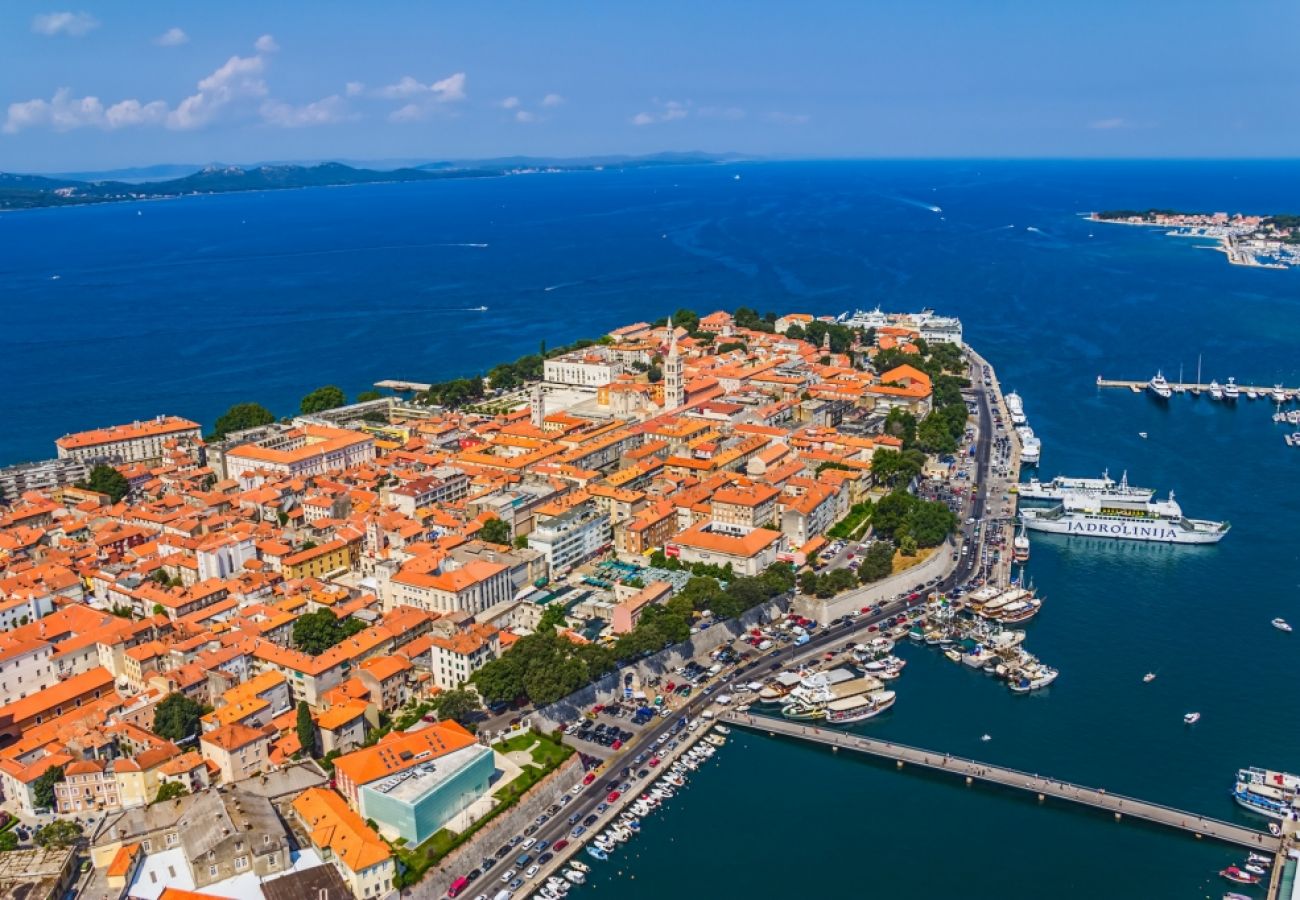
[1092,209,1300,269]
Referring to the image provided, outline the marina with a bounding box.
[1096,376,1300,400]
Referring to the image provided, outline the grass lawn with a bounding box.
[891,544,937,574]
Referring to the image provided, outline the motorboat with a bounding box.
[1272,384,1288,404]
[1244,864,1266,876]
[1272,618,1292,632]
[1148,371,1173,400]
[1209,380,1223,400]
[981,734,992,742]
[1247,852,1272,866]
[586,846,608,861]
[1184,712,1201,725]
[1009,666,1058,693]
[1223,377,1240,401]
[569,861,590,873]
[1220,867,1260,885]
[1143,672,1156,683]
[1223,893,1252,900]
[563,870,586,885]
[1138,431,1148,439]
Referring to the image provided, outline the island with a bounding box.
[0,152,737,211]
[1091,208,1300,269]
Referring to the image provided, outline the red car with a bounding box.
[607,791,621,802]
[648,757,661,767]
[611,740,623,750]
[552,840,569,851]
[583,773,596,785]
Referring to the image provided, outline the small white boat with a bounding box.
[1143,672,1156,683]
[1138,431,1148,439]
[1272,618,1292,633]
[1244,864,1267,876]
[1184,712,1201,725]
[1247,852,1272,866]
[980,734,992,742]
[569,861,590,873]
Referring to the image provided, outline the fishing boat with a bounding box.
[1184,712,1201,724]
[1272,617,1292,632]
[1219,867,1260,885]
[1009,666,1058,693]
[1143,672,1156,683]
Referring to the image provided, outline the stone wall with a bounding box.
[403,754,585,899]
[792,539,954,622]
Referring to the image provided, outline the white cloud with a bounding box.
[260,95,350,127]
[3,88,168,133]
[106,98,168,127]
[31,11,98,36]
[541,93,564,108]
[515,109,538,123]
[765,111,809,125]
[154,27,188,47]
[345,81,365,97]
[254,34,279,53]
[168,53,268,130]
[377,72,466,103]
[631,99,690,126]
[499,96,521,109]
[389,103,425,123]
[1089,117,1126,130]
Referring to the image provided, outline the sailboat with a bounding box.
[1193,354,1202,396]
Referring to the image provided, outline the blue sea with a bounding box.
[4,160,1300,896]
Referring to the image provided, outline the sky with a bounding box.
[2,1,1299,173]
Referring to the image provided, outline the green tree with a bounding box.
[153,781,188,804]
[858,541,895,583]
[883,408,919,449]
[899,534,918,557]
[537,603,569,633]
[211,402,275,439]
[0,831,17,851]
[292,608,365,656]
[431,688,481,724]
[300,385,346,414]
[32,765,64,809]
[646,364,663,383]
[152,603,166,616]
[34,819,82,849]
[478,517,511,545]
[153,693,204,742]
[514,535,530,550]
[798,569,820,596]
[356,390,382,403]
[296,701,316,757]
[78,464,129,502]
[872,490,916,540]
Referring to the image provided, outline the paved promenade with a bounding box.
[725,712,1280,853]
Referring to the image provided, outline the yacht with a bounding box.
[1209,380,1223,400]
[1005,391,1027,425]
[1272,618,1292,632]
[1013,523,1030,562]
[1148,371,1173,399]
[1016,426,1041,465]
[1143,672,1156,683]
[1272,384,1288,403]
[1223,377,1240,401]
[1247,389,1258,400]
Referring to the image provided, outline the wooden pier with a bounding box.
[1096,377,1299,397]
[724,712,1281,854]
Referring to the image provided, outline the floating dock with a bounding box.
[1096,377,1299,396]
[725,712,1282,853]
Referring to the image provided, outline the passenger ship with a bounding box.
[1018,470,1154,503]
[1019,490,1229,544]
[1233,767,1300,820]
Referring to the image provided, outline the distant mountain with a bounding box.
[0,153,742,211]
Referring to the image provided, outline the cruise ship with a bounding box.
[1018,470,1155,503]
[1233,767,1300,820]
[1019,490,1229,544]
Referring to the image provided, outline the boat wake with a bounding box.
[883,195,943,214]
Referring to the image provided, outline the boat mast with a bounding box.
[1194,354,1202,396]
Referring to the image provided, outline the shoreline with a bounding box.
[1088,213,1298,270]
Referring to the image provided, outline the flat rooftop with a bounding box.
[364,743,494,805]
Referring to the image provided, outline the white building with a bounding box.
[196,535,258,581]
[544,349,623,388]
[55,416,201,465]
[0,639,58,706]
[528,504,612,575]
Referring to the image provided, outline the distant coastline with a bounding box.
[1090,209,1300,270]
[0,152,739,212]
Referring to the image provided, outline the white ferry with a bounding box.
[1019,490,1229,544]
[1233,767,1300,820]
[1018,470,1155,503]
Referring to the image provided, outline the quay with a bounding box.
[1096,377,1299,396]
[966,347,1022,585]
[724,712,1281,854]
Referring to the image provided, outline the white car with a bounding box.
[501,869,517,883]
[521,838,536,849]
[525,865,540,879]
